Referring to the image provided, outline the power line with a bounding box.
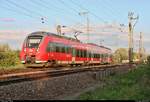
[102,0,127,24]
[38,0,70,14]
[69,0,106,23]
[58,0,80,14]
[30,0,64,14]
[0,4,36,19]
[5,0,43,18]
[29,0,81,24]
[95,0,119,21]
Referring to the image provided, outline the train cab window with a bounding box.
[27,36,43,48]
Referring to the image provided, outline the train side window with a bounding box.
[76,50,79,57]
[105,54,107,58]
[72,48,76,57]
[68,47,71,53]
[97,54,99,58]
[101,54,103,58]
[59,46,62,52]
[79,50,81,57]
[79,50,80,57]
[81,50,83,57]
[56,46,60,52]
[46,42,54,52]
[65,46,68,53]
[90,53,92,58]
[98,54,100,58]
[46,43,50,52]
[61,46,65,53]
[50,43,56,52]
[84,50,87,58]
[89,52,91,58]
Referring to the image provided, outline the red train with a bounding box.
[20,31,112,67]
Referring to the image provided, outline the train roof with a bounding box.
[29,31,81,43]
[87,43,111,50]
[29,31,111,51]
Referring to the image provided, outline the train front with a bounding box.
[20,32,46,67]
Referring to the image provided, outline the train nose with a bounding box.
[26,56,35,64]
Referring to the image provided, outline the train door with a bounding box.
[90,51,93,64]
[71,47,76,64]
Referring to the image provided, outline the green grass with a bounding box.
[0,64,25,70]
[78,64,150,100]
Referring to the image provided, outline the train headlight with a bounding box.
[24,49,26,52]
[37,48,39,52]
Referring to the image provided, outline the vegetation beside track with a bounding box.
[78,64,150,100]
[0,44,23,70]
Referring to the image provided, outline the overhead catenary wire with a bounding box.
[69,0,106,23]
[29,0,83,25]
[58,0,80,14]
[5,0,44,18]
[102,0,127,24]
[94,0,120,22]
[0,3,37,19]
[30,0,65,14]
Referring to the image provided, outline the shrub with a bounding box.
[0,51,20,68]
[147,56,150,65]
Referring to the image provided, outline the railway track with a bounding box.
[0,64,136,86]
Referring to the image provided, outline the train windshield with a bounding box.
[27,36,43,48]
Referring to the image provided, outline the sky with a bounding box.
[0,0,150,54]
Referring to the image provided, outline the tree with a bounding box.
[0,43,11,52]
[147,55,150,65]
[113,48,128,63]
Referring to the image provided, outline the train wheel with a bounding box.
[45,61,52,68]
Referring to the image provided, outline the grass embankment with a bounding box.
[78,64,150,100]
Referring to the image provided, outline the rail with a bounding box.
[0,63,136,86]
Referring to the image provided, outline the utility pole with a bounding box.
[99,39,104,46]
[139,32,143,62]
[79,11,90,62]
[128,12,139,64]
[56,25,62,36]
[79,11,90,43]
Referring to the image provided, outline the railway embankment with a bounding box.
[0,64,135,100]
[77,64,150,100]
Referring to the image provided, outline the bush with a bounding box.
[0,51,20,68]
[147,56,150,65]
